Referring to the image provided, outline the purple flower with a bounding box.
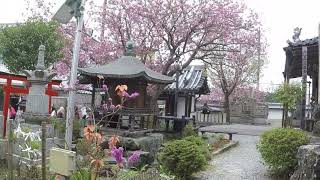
[122,91,130,98]
[111,147,125,165]
[129,92,139,99]
[102,85,108,91]
[128,151,140,166]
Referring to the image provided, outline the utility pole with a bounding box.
[52,0,86,150]
[65,1,85,150]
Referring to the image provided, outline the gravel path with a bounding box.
[195,135,273,180]
[195,121,282,180]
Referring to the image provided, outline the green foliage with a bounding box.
[70,168,93,180]
[182,124,197,137]
[51,118,66,135]
[0,19,64,73]
[257,128,309,176]
[29,140,41,150]
[21,127,32,133]
[117,170,139,179]
[265,92,280,103]
[158,138,207,179]
[183,136,211,160]
[274,82,303,112]
[76,139,91,156]
[73,120,81,140]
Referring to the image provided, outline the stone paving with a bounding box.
[195,119,282,180]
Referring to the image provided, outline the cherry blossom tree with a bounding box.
[87,0,264,107]
[23,0,264,111]
[90,0,261,75]
[207,27,266,123]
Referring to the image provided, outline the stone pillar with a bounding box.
[301,46,307,129]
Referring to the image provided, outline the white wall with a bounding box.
[191,96,195,113]
[268,109,283,120]
[177,97,186,117]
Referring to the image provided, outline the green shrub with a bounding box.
[183,136,211,160]
[182,124,197,137]
[257,128,309,176]
[29,140,41,150]
[158,139,207,179]
[76,139,91,156]
[73,120,81,140]
[70,168,92,180]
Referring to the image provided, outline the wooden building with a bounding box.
[283,33,320,129]
[159,65,210,117]
[78,41,173,110]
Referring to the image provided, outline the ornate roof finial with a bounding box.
[124,40,135,56]
[292,27,302,43]
[36,45,45,70]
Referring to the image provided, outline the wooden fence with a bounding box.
[193,111,226,126]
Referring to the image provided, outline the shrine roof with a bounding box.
[285,37,318,48]
[164,65,210,95]
[283,37,319,79]
[78,41,173,84]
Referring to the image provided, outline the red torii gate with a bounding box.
[0,72,60,138]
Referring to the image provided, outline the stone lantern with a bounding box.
[22,45,57,122]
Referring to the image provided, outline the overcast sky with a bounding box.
[1,0,320,91]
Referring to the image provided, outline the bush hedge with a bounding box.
[183,136,211,160]
[158,138,207,179]
[257,128,309,176]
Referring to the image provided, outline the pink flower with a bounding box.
[129,92,139,99]
[128,151,140,166]
[111,147,125,166]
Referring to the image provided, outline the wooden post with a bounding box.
[318,23,320,103]
[3,78,11,138]
[192,115,196,127]
[301,46,308,129]
[91,81,96,108]
[48,83,52,113]
[42,121,47,180]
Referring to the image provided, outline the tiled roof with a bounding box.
[165,65,210,94]
[287,37,318,47]
[78,56,173,84]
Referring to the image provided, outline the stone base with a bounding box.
[0,139,8,160]
[102,133,163,164]
[230,116,267,125]
[290,145,320,180]
[102,128,154,138]
[22,112,49,124]
[313,121,320,136]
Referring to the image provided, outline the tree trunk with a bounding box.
[224,95,231,124]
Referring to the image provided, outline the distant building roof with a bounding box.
[165,65,210,94]
[285,37,318,48]
[78,41,173,84]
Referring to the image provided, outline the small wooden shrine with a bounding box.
[78,41,173,109]
[78,41,173,131]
